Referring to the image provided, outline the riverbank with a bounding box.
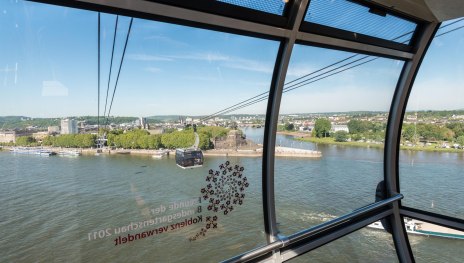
[295,136,464,154]
[2,146,322,158]
[277,131,311,138]
[205,146,322,158]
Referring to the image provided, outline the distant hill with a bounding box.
[0,116,137,130]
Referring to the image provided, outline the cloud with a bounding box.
[129,51,273,74]
[0,65,16,72]
[127,54,173,61]
[144,35,189,47]
[181,75,220,82]
[168,52,230,62]
[286,64,317,78]
[432,38,444,47]
[223,58,273,74]
[144,67,161,73]
[42,80,68,96]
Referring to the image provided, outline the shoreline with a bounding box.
[205,146,322,158]
[2,146,322,158]
[277,131,311,138]
[293,135,464,154]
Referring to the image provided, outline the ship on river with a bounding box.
[368,218,464,240]
[10,147,56,156]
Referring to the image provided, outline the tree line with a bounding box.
[107,126,229,150]
[402,122,464,145]
[312,118,464,145]
[9,126,230,150]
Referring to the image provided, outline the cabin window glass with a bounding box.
[304,0,417,44]
[274,44,404,235]
[399,18,464,219]
[0,0,279,261]
[218,0,287,15]
[284,225,398,262]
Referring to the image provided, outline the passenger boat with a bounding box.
[10,147,56,156]
[368,219,464,240]
[57,150,82,157]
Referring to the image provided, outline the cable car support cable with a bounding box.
[200,24,463,121]
[106,17,134,126]
[103,15,119,124]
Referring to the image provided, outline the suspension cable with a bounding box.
[103,15,119,121]
[106,18,134,124]
[200,24,464,121]
[97,12,101,137]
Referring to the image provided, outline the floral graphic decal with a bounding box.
[190,161,248,241]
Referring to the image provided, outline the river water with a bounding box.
[0,128,462,262]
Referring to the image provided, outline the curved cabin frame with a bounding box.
[8,0,464,262]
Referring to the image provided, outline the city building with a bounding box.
[60,118,78,134]
[0,131,16,143]
[332,124,349,133]
[47,126,60,134]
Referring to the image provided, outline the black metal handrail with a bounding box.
[222,194,403,263]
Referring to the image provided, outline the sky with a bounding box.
[0,0,463,118]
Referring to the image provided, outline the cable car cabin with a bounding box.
[175,148,203,169]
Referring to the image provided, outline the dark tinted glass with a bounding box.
[218,0,287,15]
[305,0,417,44]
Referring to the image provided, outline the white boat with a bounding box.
[152,149,169,159]
[57,150,81,157]
[368,219,464,240]
[10,147,55,156]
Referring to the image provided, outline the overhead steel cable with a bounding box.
[283,55,371,90]
[436,24,464,37]
[284,57,378,94]
[200,54,364,121]
[214,56,379,117]
[200,24,464,121]
[106,17,134,124]
[440,17,464,29]
[200,54,372,121]
[97,12,101,136]
[200,30,416,122]
[103,15,119,121]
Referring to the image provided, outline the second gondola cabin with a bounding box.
[175,148,203,169]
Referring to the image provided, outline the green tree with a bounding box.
[285,123,295,131]
[351,134,362,141]
[447,123,464,138]
[334,131,349,142]
[456,135,464,146]
[402,124,417,142]
[15,136,37,146]
[314,118,331,138]
[347,120,368,134]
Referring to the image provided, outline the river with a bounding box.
[0,128,462,262]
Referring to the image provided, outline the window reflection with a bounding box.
[0,0,278,261]
[405,218,464,262]
[275,44,404,235]
[286,225,398,262]
[400,17,464,219]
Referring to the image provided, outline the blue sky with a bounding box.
[0,0,463,118]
